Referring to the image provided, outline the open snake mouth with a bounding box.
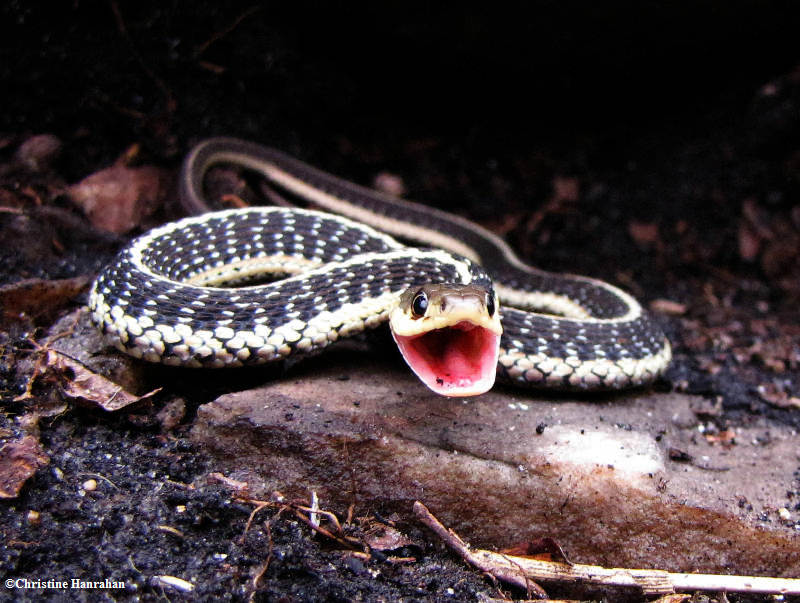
[392,320,501,397]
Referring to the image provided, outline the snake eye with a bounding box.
[486,292,496,317]
[411,290,428,318]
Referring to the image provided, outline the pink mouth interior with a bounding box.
[393,321,500,396]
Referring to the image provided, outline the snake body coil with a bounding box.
[89,138,671,394]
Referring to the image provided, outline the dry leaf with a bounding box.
[15,134,62,172]
[628,220,660,248]
[551,175,580,203]
[0,435,49,498]
[0,276,89,326]
[363,523,416,553]
[737,220,762,261]
[68,164,170,233]
[47,350,161,411]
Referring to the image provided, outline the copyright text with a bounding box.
[6,578,125,590]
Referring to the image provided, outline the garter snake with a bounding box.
[89,137,671,396]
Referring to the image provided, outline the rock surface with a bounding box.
[190,350,800,577]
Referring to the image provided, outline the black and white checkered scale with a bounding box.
[90,138,672,390]
[89,208,489,369]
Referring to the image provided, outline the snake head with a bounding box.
[389,283,502,397]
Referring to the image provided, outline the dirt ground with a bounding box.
[1,4,799,602]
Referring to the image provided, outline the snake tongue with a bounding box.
[392,320,500,397]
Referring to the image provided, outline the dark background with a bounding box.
[3,2,798,171]
[3,2,799,272]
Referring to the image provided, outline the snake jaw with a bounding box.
[392,321,501,396]
[390,284,502,397]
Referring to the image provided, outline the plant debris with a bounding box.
[0,276,89,327]
[0,435,49,499]
[67,164,171,234]
[47,350,162,411]
[413,501,800,598]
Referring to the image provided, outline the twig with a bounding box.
[309,490,320,528]
[294,503,345,535]
[291,507,362,550]
[413,501,800,597]
[236,494,362,551]
[413,501,547,598]
[249,521,274,601]
[193,6,260,59]
[13,320,81,402]
[156,525,185,538]
[240,500,273,543]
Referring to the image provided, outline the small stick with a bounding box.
[413,501,800,597]
[249,521,274,600]
[413,501,547,598]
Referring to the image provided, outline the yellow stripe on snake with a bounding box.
[89,138,671,396]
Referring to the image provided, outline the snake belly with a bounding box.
[89,138,672,391]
